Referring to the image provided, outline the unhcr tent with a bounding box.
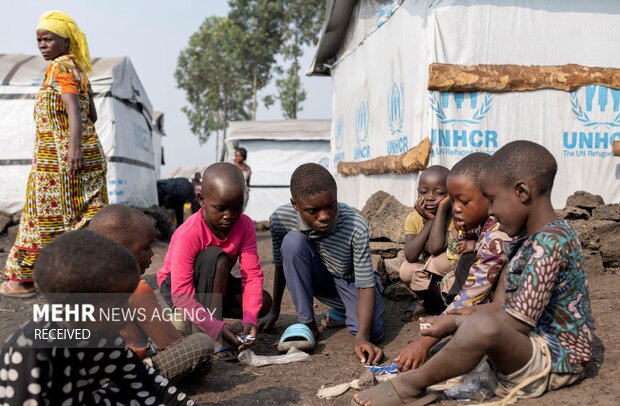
[309,0,620,209]
[226,120,331,221]
[0,54,161,214]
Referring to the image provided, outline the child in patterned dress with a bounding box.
[353,141,593,405]
[0,230,194,405]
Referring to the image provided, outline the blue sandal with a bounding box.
[277,323,316,353]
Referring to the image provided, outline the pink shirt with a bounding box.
[157,210,264,340]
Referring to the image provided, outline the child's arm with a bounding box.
[444,222,510,313]
[238,218,265,333]
[458,239,476,254]
[404,199,434,263]
[426,196,452,255]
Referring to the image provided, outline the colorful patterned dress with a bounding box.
[4,54,108,282]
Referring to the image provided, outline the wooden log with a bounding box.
[429,63,620,93]
[337,137,431,176]
[614,140,620,157]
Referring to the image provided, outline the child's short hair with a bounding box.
[483,140,557,194]
[449,152,491,185]
[290,163,337,199]
[89,204,152,245]
[201,162,246,192]
[35,229,139,295]
[420,165,450,182]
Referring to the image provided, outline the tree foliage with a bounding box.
[175,1,326,144]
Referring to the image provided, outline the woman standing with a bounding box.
[232,147,251,210]
[1,11,108,297]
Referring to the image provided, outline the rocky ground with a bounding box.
[0,192,618,405]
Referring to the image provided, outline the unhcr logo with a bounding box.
[354,101,371,160]
[429,91,498,156]
[334,115,345,164]
[387,82,408,155]
[563,85,620,158]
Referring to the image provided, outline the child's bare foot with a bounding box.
[352,373,431,405]
[0,281,36,298]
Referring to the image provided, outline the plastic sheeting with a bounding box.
[0,55,159,213]
[326,0,620,209]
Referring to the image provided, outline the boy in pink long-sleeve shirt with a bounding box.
[158,163,272,359]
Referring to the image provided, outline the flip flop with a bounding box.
[0,281,36,298]
[213,346,239,362]
[351,380,438,406]
[320,308,347,329]
[277,323,316,353]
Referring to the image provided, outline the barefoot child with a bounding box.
[395,153,511,372]
[398,165,458,319]
[0,230,193,405]
[354,141,593,405]
[89,205,213,381]
[157,163,271,360]
[261,163,385,365]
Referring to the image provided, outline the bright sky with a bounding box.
[1,1,333,176]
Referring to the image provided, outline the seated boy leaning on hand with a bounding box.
[353,141,593,405]
[89,204,213,382]
[0,230,194,406]
[260,163,385,365]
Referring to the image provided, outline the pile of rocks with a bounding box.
[362,190,619,301]
[560,191,619,275]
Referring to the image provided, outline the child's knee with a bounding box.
[259,290,273,317]
[281,231,310,255]
[459,312,503,345]
[399,261,420,283]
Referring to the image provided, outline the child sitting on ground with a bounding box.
[157,163,271,361]
[0,230,194,405]
[354,140,594,405]
[395,152,511,372]
[260,163,385,365]
[399,165,475,320]
[89,204,213,381]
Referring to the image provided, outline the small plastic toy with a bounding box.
[365,362,398,375]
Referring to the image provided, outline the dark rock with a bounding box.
[592,204,620,222]
[362,191,390,222]
[370,242,403,259]
[600,229,620,268]
[0,213,11,234]
[582,249,605,277]
[382,282,414,301]
[570,219,618,250]
[384,250,406,282]
[566,191,604,211]
[11,212,20,224]
[254,221,270,231]
[6,225,18,247]
[561,206,590,220]
[368,195,412,244]
[372,255,387,285]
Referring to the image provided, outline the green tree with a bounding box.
[276,1,325,119]
[228,0,284,119]
[175,17,252,146]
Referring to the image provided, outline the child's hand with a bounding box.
[458,240,476,254]
[258,310,280,332]
[418,315,459,339]
[437,195,452,215]
[238,323,258,350]
[394,340,428,371]
[221,324,242,349]
[353,336,384,365]
[415,196,435,220]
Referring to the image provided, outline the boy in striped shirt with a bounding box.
[260,163,385,365]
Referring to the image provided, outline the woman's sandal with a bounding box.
[352,380,438,406]
[0,281,37,298]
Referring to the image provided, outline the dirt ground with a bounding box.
[0,230,617,405]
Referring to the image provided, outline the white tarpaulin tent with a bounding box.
[309,0,620,209]
[225,120,331,221]
[0,54,161,213]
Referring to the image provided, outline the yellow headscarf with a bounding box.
[36,10,92,73]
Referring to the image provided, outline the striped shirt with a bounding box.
[270,202,376,288]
